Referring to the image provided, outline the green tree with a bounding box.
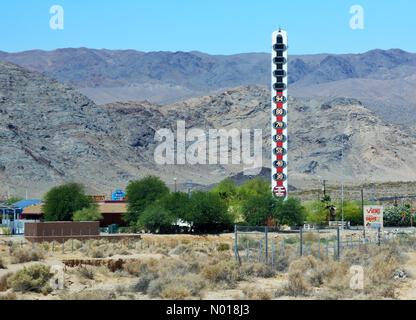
[73,204,103,222]
[305,200,329,226]
[242,194,274,226]
[188,191,232,233]
[138,203,175,233]
[212,178,238,203]
[43,183,91,221]
[158,192,191,221]
[237,178,270,199]
[274,197,306,226]
[384,204,412,227]
[125,176,169,225]
[336,201,362,225]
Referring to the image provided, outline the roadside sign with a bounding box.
[364,205,383,232]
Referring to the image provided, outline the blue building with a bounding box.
[0,199,42,235]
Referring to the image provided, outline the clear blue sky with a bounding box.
[0,0,415,54]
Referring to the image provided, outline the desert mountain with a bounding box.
[1,61,416,197]
[1,48,416,126]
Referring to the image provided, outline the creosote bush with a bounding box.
[242,286,272,300]
[10,247,44,264]
[202,260,242,287]
[7,264,51,293]
[77,266,95,280]
[0,257,6,269]
[0,273,12,292]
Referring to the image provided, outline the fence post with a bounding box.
[337,227,341,260]
[377,227,381,246]
[246,240,249,262]
[234,225,238,262]
[299,228,303,256]
[318,237,321,259]
[258,240,262,262]
[326,240,329,259]
[265,226,269,264]
[271,241,275,267]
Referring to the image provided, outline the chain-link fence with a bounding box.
[234,225,416,266]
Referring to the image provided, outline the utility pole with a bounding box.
[174,177,177,193]
[341,135,345,230]
[361,188,365,238]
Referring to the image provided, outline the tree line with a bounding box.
[39,177,416,232]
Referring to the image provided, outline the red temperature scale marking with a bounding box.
[271,29,288,199]
[275,92,284,186]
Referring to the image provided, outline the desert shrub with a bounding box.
[176,273,207,295]
[0,273,12,292]
[274,255,290,272]
[320,260,351,293]
[148,273,206,299]
[303,232,318,242]
[217,243,230,251]
[285,256,324,296]
[242,263,275,278]
[0,227,12,235]
[242,286,272,300]
[88,245,107,258]
[160,284,191,300]
[364,248,400,298]
[41,242,50,251]
[65,239,83,250]
[155,247,169,256]
[124,259,160,276]
[115,285,128,296]
[10,247,44,264]
[77,266,95,280]
[170,244,188,255]
[132,273,159,293]
[341,248,371,266]
[0,257,6,269]
[286,272,311,296]
[7,264,51,293]
[202,260,241,286]
[0,292,17,300]
[62,290,116,300]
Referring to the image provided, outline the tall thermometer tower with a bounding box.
[271,29,288,199]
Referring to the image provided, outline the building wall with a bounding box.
[25,221,100,242]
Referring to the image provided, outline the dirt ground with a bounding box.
[0,233,415,300]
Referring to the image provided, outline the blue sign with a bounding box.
[112,189,126,201]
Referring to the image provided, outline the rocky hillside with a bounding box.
[1,48,416,126]
[1,61,416,197]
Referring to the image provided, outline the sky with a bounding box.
[0,0,415,55]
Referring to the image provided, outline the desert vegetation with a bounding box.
[0,231,414,300]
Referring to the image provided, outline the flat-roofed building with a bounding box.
[22,201,128,227]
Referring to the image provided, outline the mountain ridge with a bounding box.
[1,61,416,197]
[1,47,415,127]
